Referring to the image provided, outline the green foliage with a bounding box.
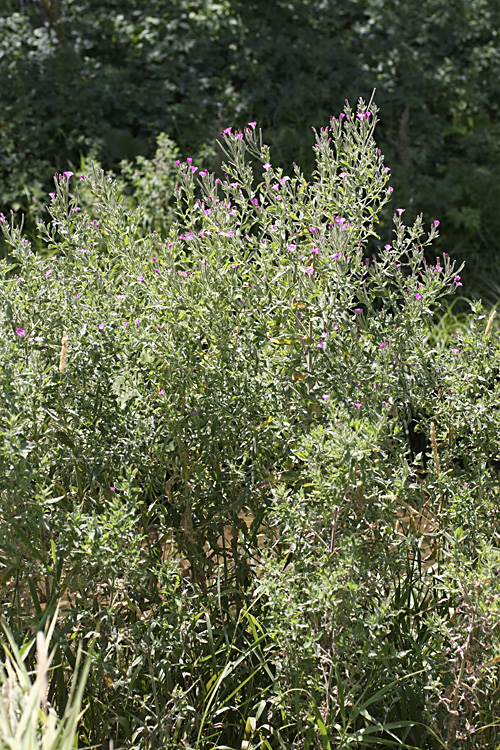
[0,613,91,750]
[1,99,500,748]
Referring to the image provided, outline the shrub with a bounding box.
[1,97,500,747]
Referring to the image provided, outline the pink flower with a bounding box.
[355,403,362,408]
[63,171,74,179]
[415,292,422,300]
[222,127,232,135]
[263,163,271,171]
[384,244,392,251]
[138,275,144,281]
[159,388,165,394]
[45,269,53,277]
[287,244,296,252]
[380,342,387,349]
[190,166,198,173]
[321,394,329,401]
[305,267,314,275]
[454,275,462,287]
[310,246,319,254]
[110,486,115,491]
[387,186,394,194]
[49,192,56,198]
[434,220,440,227]
[248,121,257,128]
[16,327,26,337]
[396,208,405,215]
[98,323,105,330]
[451,348,460,354]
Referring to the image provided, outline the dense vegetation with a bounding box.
[1,98,500,748]
[2,0,500,294]
[2,1,500,747]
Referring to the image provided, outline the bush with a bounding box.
[1,97,500,747]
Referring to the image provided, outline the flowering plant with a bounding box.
[1,98,500,748]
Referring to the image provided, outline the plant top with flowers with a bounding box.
[1,97,500,748]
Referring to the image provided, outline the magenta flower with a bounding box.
[190,166,198,173]
[287,244,296,252]
[384,244,392,251]
[63,171,74,179]
[159,389,165,395]
[263,163,271,171]
[415,293,422,300]
[355,403,362,408]
[110,486,115,491]
[388,186,394,194]
[310,246,319,254]
[98,323,105,330]
[222,127,232,135]
[16,327,26,337]
[45,269,53,277]
[331,252,340,259]
[138,275,144,281]
[49,192,56,198]
[305,267,314,276]
[321,394,329,401]
[451,348,460,354]
[248,121,257,128]
[434,219,440,227]
[396,208,405,215]
[454,275,462,287]
[380,342,387,349]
